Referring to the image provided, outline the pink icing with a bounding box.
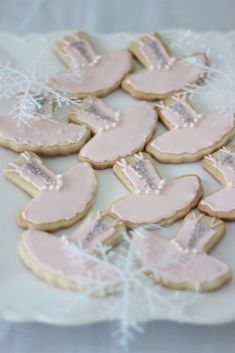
[206,149,235,187]
[70,212,118,248]
[0,115,88,147]
[200,149,235,212]
[158,98,201,128]
[7,152,63,192]
[132,219,229,289]
[22,229,119,287]
[22,163,97,225]
[111,175,200,224]
[173,218,215,251]
[73,98,120,133]
[50,51,132,95]
[117,153,164,194]
[78,101,156,164]
[60,33,100,69]
[150,110,233,155]
[125,53,207,96]
[200,188,235,212]
[136,33,172,69]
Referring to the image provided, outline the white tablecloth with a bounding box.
[1,0,235,352]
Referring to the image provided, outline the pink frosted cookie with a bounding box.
[146,96,235,163]
[122,33,207,100]
[199,145,235,220]
[0,93,90,156]
[109,153,203,227]
[50,32,133,98]
[132,212,231,292]
[19,211,125,292]
[69,97,157,169]
[4,151,97,231]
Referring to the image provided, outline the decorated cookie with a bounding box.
[109,153,203,227]
[69,97,157,168]
[0,92,90,156]
[19,212,125,292]
[199,145,235,219]
[4,152,97,231]
[50,32,133,98]
[122,33,207,100]
[132,212,231,292]
[146,96,235,163]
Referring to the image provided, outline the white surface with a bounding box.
[1,0,235,348]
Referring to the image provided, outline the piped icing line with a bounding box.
[131,213,230,291]
[117,152,165,194]
[5,151,63,192]
[72,97,121,133]
[59,33,101,70]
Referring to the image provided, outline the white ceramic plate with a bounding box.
[1,30,235,326]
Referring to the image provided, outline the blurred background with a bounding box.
[1,0,235,34]
[0,0,235,352]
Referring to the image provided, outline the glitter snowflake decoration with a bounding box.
[0,60,84,126]
[37,229,200,348]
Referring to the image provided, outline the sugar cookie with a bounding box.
[109,153,203,227]
[4,152,97,231]
[0,93,90,156]
[146,96,235,163]
[51,32,133,98]
[69,97,157,169]
[199,145,235,219]
[19,212,125,292]
[122,33,207,100]
[132,212,231,292]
